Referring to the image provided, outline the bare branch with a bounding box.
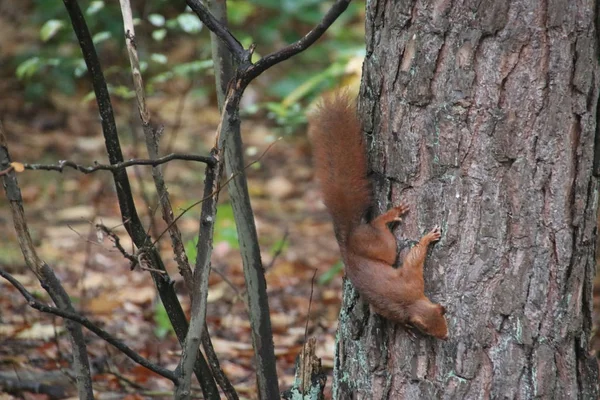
[23,153,216,174]
[200,3,238,396]
[176,112,281,400]
[245,0,352,82]
[0,164,14,176]
[177,2,351,397]
[302,270,318,392]
[119,0,149,125]
[95,224,137,265]
[119,0,195,289]
[185,0,246,62]
[0,121,95,400]
[62,0,219,395]
[208,0,236,111]
[186,0,352,86]
[153,139,280,247]
[0,269,177,383]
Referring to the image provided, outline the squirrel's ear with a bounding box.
[439,305,446,315]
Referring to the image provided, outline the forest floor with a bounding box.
[0,75,347,399]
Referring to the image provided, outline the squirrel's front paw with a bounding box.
[423,225,442,243]
[392,202,410,221]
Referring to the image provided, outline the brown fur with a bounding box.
[309,93,370,246]
[309,93,448,340]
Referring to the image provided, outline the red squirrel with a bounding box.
[309,92,448,340]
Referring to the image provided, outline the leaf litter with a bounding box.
[0,86,343,400]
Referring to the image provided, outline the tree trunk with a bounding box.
[334,0,600,398]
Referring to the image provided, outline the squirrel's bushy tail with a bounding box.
[309,92,372,245]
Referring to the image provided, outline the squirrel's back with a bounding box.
[309,93,371,245]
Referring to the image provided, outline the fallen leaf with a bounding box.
[266,176,295,199]
[118,286,155,305]
[53,206,95,222]
[86,295,122,314]
[16,322,64,340]
[10,162,24,172]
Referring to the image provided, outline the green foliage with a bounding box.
[318,261,344,286]
[86,1,105,16]
[269,236,289,257]
[227,2,255,25]
[149,60,213,85]
[213,203,240,249]
[185,202,240,264]
[153,300,175,339]
[16,0,365,123]
[16,55,81,97]
[40,20,65,42]
[226,1,366,130]
[16,57,43,80]
[16,0,212,101]
[260,58,356,133]
[176,13,203,33]
[92,31,112,45]
[17,1,119,99]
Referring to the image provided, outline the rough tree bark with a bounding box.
[334,0,600,398]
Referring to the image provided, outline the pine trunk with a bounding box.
[333,1,600,398]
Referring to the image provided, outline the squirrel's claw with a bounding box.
[422,225,442,243]
[396,202,410,215]
[429,225,442,241]
[391,203,410,221]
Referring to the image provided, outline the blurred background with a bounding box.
[0,0,365,398]
[3,1,599,399]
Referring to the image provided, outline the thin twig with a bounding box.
[0,164,14,176]
[0,268,177,382]
[265,230,289,270]
[210,267,243,300]
[0,121,95,400]
[66,223,105,249]
[244,0,351,82]
[185,0,246,62]
[120,0,197,294]
[153,139,281,246]
[106,367,146,391]
[23,153,216,174]
[63,0,219,393]
[301,269,318,392]
[96,224,137,264]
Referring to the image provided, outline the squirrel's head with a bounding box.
[409,300,448,340]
